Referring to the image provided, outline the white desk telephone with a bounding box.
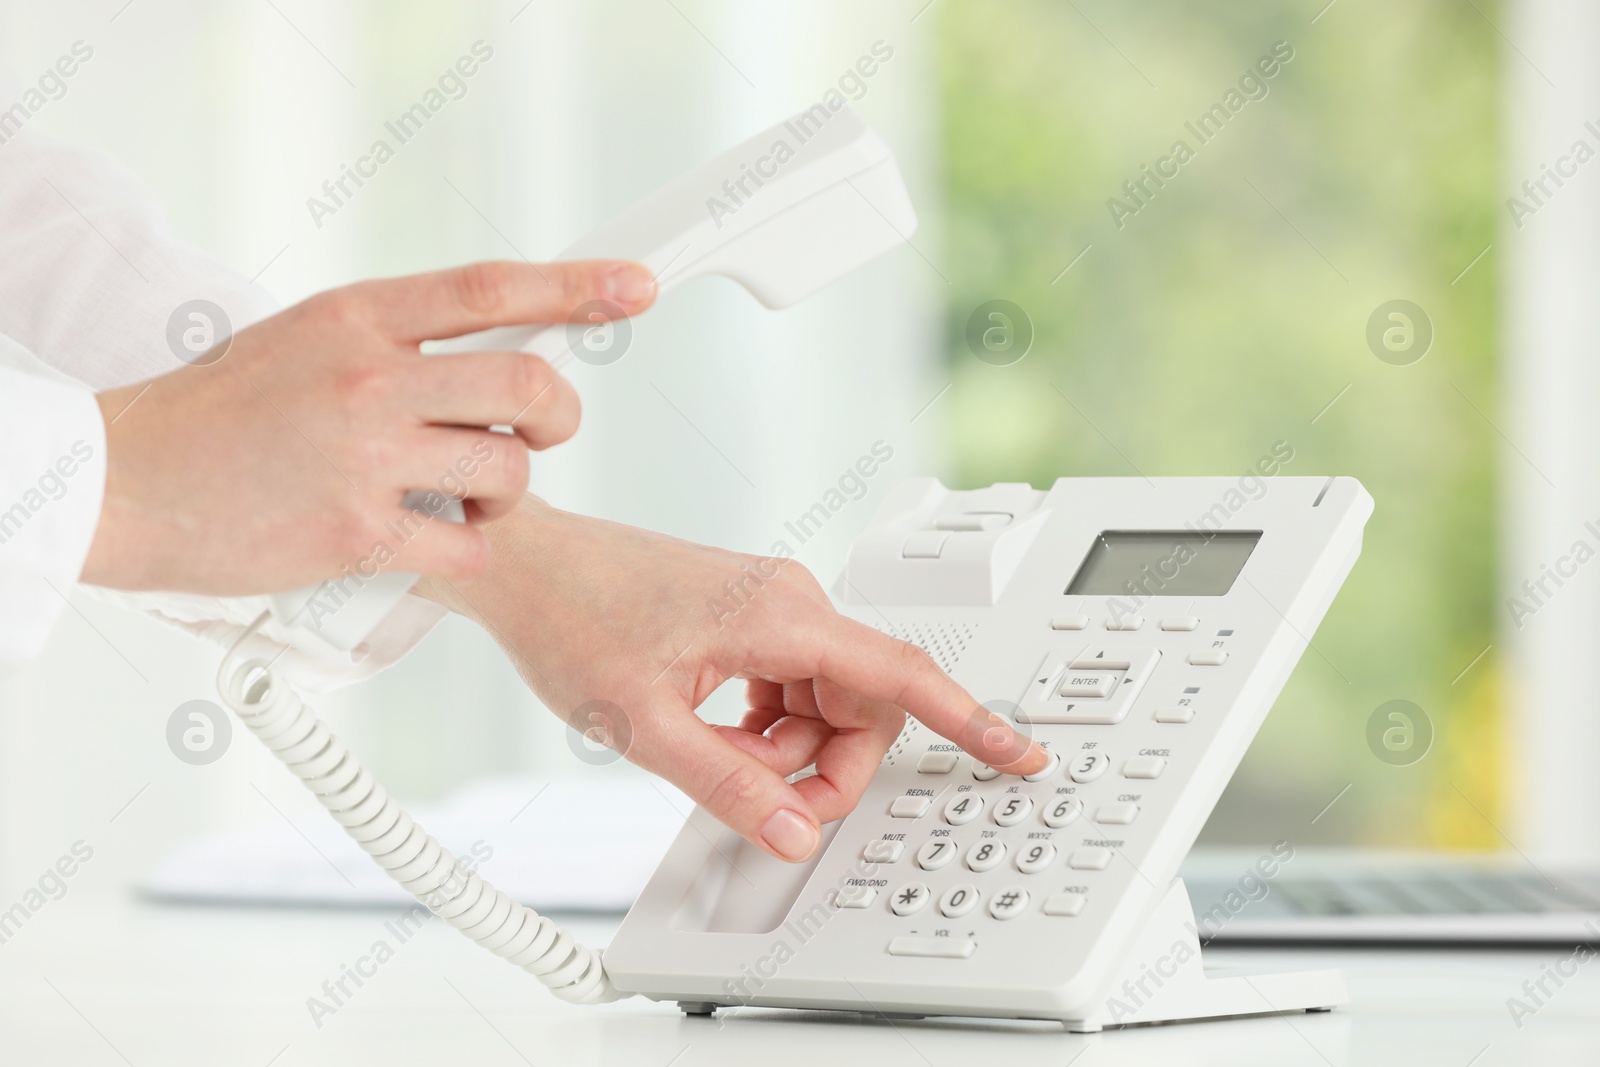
[220,107,1374,1031]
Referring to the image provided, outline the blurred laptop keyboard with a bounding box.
[1181,849,1600,944]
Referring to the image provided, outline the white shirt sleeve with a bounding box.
[0,117,444,688]
[0,338,107,668]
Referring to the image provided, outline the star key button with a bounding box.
[890,881,931,916]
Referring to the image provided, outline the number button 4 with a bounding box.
[944,794,984,826]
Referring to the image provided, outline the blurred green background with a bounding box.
[934,0,1501,848]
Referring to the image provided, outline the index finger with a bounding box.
[756,612,1050,776]
[349,259,657,344]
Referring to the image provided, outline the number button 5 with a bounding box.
[993,795,1033,827]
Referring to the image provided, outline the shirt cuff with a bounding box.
[0,364,106,670]
[84,586,448,693]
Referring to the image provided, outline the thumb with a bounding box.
[631,706,825,863]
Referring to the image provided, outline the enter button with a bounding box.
[1057,671,1117,698]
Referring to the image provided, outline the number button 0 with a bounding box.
[965,840,1007,872]
[1043,796,1082,828]
[1068,753,1110,783]
[916,839,957,871]
[1015,842,1057,874]
[993,795,1033,827]
[938,883,981,918]
[944,794,984,826]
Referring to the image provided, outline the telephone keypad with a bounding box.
[863,622,1229,924]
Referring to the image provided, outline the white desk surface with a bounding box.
[1,897,1595,1066]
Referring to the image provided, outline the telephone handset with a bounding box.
[265,105,915,650]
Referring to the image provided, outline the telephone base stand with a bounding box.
[1063,878,1347,1033]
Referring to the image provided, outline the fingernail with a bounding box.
[604,263,656,306]
[761,809,820,863]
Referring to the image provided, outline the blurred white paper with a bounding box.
[141,776,689,912]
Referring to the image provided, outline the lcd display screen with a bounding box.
[1065,531,1262,597]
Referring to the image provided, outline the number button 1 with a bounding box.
[916,839,957,871]
[993,795,1033,827]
